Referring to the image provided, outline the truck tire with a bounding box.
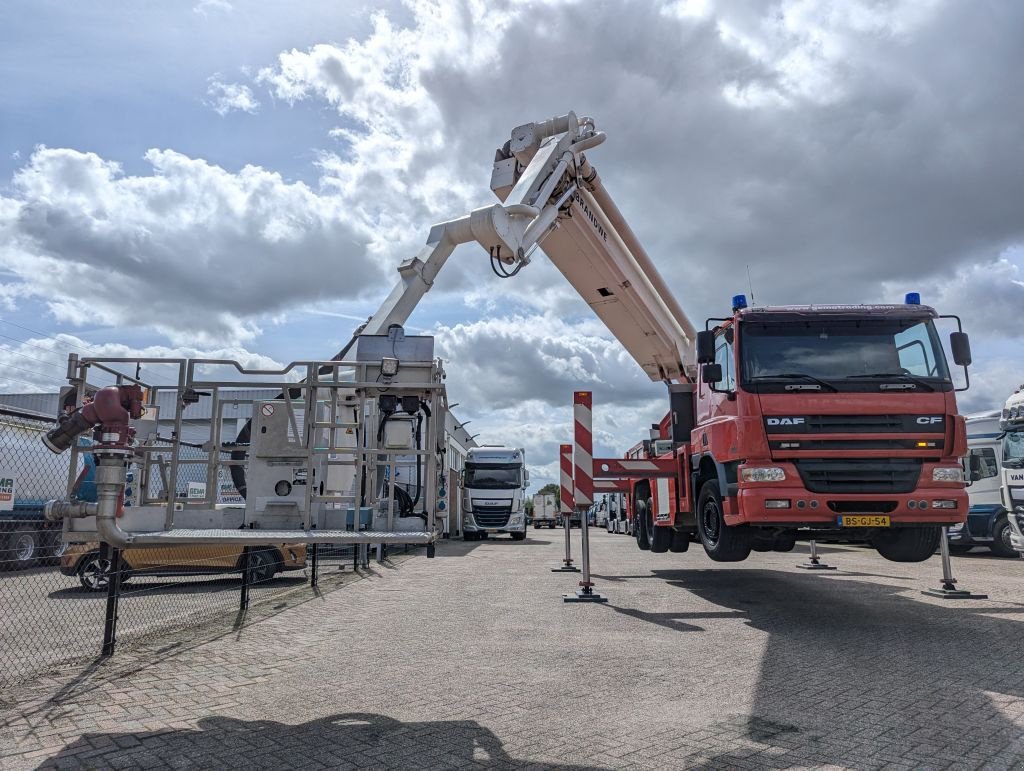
[990,517,1016,558]
[634,499,650,551]
[669,530,690,553]
[511,530,526,541]
[463,532,478,542]
[872,526,941,562]
[697,481,752,562]
[647,503,671,553]
[6,529,39,569]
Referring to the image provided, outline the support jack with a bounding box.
[922,529,988,600]
[796,540,836,570]
[552,512,580,571]
[563,583,607,603]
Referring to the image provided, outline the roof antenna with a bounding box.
[746,264,756,306]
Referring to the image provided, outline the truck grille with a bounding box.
[473,505,511,528]
[765,415,944,434]
[795,459,922,494]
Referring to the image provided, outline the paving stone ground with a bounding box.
[2,529,1024,769]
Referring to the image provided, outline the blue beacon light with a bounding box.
[905,292,921,305]
[732,294,748,311]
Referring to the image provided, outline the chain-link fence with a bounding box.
[0,405,400,694]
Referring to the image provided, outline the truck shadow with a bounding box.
[650,569,1024,767]
[41,712,602,769]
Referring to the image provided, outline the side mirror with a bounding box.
[696,330,715,364]
[702,363,723,385]
[967,452,983,483]
[950,332,972,367]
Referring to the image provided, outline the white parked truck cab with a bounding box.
[998,389,1024,555]
[461,447,528,541]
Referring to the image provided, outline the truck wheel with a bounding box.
[511,531,526,541]
[634,499,651,551]
[669,530,690,553]
[990,517,1016,558]
[533,522,540,529]
[697,481,752,562]
[948,545,973,555]
[872,526,941,562]
[647,503,671,553]
[463,532,478,542]
[7,529,39,569]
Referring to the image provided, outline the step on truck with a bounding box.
[462,447,529,541]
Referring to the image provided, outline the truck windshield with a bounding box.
[464,464,521,489]
[1003,431,1024,468]
[741,318,951,390]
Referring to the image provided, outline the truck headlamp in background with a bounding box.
[932,467,964,483]
[740,466,786,483]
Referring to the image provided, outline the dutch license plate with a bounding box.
[486,529,499,534]
[837,515,890,528]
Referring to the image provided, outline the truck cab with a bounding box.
[461,447,528,541]
[948,412,1014,556]
[997,389,1024,555]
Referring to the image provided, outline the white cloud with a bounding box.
[206,77,260,115]
[0,146,387,346]
[193,0,232,16]
[0,333,284,393]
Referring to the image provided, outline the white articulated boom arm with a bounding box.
[341,112,695,382]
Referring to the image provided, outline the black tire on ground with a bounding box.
[246,549,278,584]
[669,529,690,553]
[510,531,526,541]
[948,544,973,555]
[990,517,1017,558]
[6,529,39,569]
[751,541,773,552]
[696,481,752,562]
[647,502,671,553]
[773,535,796,553]
[45,529,69,563]
[872,526,941,562]
[463,532,478,542]
[634,499,651,551]
[533,523,540,529]
[77,551,131,591]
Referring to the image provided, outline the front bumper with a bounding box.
[463,516,526,534]
[731,487,967,528]
[1010,509,1024,553]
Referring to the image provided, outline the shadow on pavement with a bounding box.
[650,568,1024,768]
[46,575,309,600]
[43,712,602,769]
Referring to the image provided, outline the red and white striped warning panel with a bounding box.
[559,443,574,514]
[594,479,631,493]
[592,457,676,478]
[573,391,593,507]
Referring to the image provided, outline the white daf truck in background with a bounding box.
[532,493,558,529]
[461,447,528,541]
[997,389,1024,555]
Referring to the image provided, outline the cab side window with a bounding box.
[968,447,998,479]
[715,332,736,391]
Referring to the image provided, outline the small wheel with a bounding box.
[648,503,671,553]
[78,552,112,592]
[246,550,277,584]
[948,544,973,555]
[990,517,1016,558]
[696,481,752,562]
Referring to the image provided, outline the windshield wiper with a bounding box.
[844,373,936,392]
[748,373,837,392]
[1002,458,1024,469]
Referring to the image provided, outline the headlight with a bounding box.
[932,467,964,482]
[740,467,786,483]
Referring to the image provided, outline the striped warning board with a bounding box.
[573,391,593,507]
[559,443,574,514]
[592,457,676,478]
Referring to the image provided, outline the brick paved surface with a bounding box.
[2,530,1024,769]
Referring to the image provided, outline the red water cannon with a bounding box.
[42,385,145,454]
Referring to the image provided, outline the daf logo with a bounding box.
[916,416,943,425]
[767,417,805,426]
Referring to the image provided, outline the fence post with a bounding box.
[310,543,320,588]
[101,544,123,656]
[240,545,251,611]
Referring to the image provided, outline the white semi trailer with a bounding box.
[532,493,558,529]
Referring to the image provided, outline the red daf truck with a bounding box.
[624,296,973,563]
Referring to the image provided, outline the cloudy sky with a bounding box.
[1,0,1023,490]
